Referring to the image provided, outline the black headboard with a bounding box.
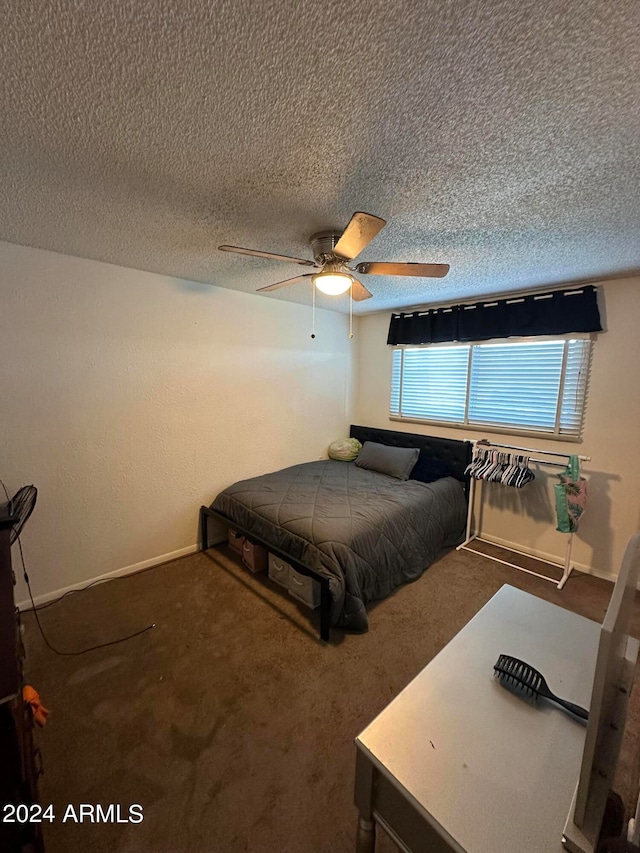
[349,424,472,496]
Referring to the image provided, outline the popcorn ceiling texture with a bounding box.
[2,0,639,314]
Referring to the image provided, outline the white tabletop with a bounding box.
[356,585,601,853]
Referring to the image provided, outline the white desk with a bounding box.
[354,585,601,853]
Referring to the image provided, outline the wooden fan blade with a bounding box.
[256,274,315,292]
[219,245,316,267]
[356,261,450,278]
[333,212,386,261]
[351,277,372,301]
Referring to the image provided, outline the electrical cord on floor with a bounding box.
[17,536,156,656]
[23,580,113,612]
[2,477,155,655]
[21,563,159,613]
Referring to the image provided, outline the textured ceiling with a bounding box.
[2,0,639,315]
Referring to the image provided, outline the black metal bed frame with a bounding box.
[200,503,334,641]
[200,425,472,642]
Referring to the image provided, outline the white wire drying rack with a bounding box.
[457,439,591,590]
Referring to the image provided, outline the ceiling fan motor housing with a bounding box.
[310,230,345,266]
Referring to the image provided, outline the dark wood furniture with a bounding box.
[1,506,19,703]
[0,502,44,853]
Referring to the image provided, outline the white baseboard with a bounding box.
[477,533,619,585]
[16,533,621,611]
[17,544,200,610]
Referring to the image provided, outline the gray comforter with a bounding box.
[211,459,467,631]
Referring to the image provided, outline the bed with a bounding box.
[200,425,472,640]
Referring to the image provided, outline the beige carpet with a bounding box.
[21,544,640,853]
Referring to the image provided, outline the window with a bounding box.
[390,338,591,438]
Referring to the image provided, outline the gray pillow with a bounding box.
[354,441,420,480]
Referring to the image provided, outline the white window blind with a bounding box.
[390,338,591,438]
[390,348,402,415]
[558,339,591,436]
[468,341,564,430]
[391,346,469,422]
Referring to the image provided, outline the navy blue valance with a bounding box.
[387,285,602,346]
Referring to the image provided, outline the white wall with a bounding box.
[354,277,640,581]
[0,241,355,602]
[3,242,636,601]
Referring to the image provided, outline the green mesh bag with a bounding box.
[328,438,362,461]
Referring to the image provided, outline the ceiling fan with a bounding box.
[219,211,449,301]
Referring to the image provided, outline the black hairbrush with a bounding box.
[493,654,589,720]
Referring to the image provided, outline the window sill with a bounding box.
[388,415,583,444]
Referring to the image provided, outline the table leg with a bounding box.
[354,749,376,852]
[356,815,376,853]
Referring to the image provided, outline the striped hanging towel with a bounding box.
[554,455,587,533]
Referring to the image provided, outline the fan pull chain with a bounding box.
[311,280,316,339]
[349,285,353,339]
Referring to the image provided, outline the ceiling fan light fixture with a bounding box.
[222,211,449,301]
[312,271,353,296]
